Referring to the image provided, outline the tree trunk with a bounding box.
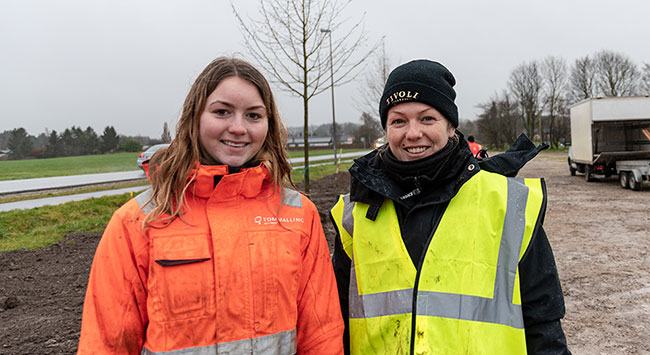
[302,61,310,194]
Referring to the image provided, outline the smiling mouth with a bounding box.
[223,140,248,147]
[405,146,427,154]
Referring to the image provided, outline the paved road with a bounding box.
[0,185,150,212]
[0,151,371,211]
[0,170,146,195]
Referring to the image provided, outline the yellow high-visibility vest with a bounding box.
[331,170,545,355]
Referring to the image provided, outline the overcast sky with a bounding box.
[1,0,649,138]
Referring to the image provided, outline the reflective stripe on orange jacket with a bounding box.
[78,163,344,354]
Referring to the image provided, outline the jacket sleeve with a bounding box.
[519,225,572,355]
[77,202,149,355]
[296,202,344,355]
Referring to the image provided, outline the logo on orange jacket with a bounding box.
[255,216,305,225]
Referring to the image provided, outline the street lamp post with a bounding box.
[320,28,337,162]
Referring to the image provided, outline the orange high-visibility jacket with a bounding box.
[78,163,344,354]
[468,141,484,158]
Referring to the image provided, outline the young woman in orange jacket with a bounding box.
[78,57,344,354]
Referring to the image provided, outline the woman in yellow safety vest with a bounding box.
[330,59,571,354]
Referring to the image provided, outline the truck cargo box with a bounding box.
[570,96,650,165]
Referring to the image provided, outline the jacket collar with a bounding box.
[349,136,478,210]
[191,163,269,199]
[144,161,270,200]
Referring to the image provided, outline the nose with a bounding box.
[228,114,247,135]
[405,122,422,140]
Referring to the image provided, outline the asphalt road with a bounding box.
[0,170,147,195]
[0,151,371,211]
[0,185,150,212]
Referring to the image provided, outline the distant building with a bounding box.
[286,136,345,148]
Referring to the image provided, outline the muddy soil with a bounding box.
[1,152,648,354]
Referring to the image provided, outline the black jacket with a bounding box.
[331,134,571,355]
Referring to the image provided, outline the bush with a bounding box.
[118,140,142,152]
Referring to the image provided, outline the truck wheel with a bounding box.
[585,167,595,182]
[629,174,641,191]
[568,158,576,176]
[619,172,629,189]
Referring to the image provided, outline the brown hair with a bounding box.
[144,57,293,228]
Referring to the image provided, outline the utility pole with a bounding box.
[320,28,337,162]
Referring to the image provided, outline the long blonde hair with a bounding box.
[144,57,293,228]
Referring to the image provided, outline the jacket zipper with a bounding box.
[409,203,446,355]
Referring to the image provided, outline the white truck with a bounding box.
[568,96,650,191]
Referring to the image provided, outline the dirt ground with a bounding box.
[1,151,649,354]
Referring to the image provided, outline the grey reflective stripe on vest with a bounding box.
[349,254,413,318]
[348,178,529,329]
[340,194,355,237]
[141,328,297,355]
[135,188,155,215]
[282,188,302,208]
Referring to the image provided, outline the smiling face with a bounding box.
[386,101,455,162]
[199,76,269,167]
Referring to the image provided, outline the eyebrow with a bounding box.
[207,100,266,111]
[390,107,437,116]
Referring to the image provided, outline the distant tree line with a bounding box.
[0,119,380,161]
[463,50,650,149]
[0,125,170,161]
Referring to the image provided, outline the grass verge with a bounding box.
[0,193,132,252]
[291,161,353,183]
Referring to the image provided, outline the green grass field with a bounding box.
[0,152,140,181]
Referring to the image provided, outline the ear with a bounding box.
[447,124,456,138]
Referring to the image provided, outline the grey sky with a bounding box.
[1,0,649,138]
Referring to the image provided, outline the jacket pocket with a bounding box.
[155,258,210,267]
[247,230,302,332]
[151,235,215,320]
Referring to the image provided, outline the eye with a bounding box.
[421,116,435,122]
[214,109,229,117]
[247,112,264,120]
[389,118,405,125]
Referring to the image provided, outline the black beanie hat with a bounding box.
[379,59,458,129]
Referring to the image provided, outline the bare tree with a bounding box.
[355,38,391,119]
[233,0,376,193]
[594,50,639,96]
[497,91,521,145]
[355,112,383,148]
[476,99,501,148]
[475,91,520,149]
[457,118,478,139]
[639,62,650,95]
[509,61,543,140]
[569,55,596,104]
[541,56,569,146]
[161,122,171,143]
